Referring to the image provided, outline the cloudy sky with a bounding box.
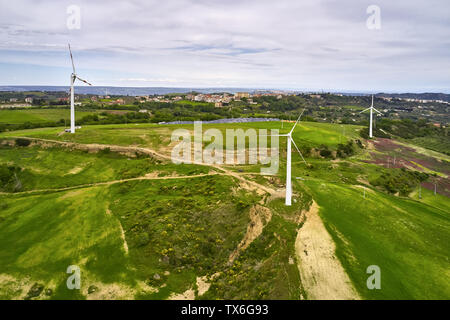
[0,0,449,92]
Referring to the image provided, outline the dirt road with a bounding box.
[3,137,280,197]
[295,200,360,300]
[0,173,223,196]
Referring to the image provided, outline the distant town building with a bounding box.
[25,97,33,103]
[137,95,151,102]
[222,96,232,104]
[234,92,250,100]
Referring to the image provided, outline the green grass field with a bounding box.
[410,136,450,156]
[0,109,97,124]
[0,120,449,300]
[0,138,308,299]
[0,170,307,299]
[303,180,449,299]
[0,121,363,153]
[0,144,211,192]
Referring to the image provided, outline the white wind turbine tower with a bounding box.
[68,44,92,133]
[268,109,307,206]
[360,95,382,138]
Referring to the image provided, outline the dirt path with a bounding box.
[3,137,280,197]
[107,207,129,255]
[118,221,129,255]
[295,200,360,300]
[0,173,222,196]
[10,136,172,161]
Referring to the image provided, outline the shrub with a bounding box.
[15,138,31,147]
[0,165,17,184]
[336,141,356,158]
[319,145,332,158]
[369,168,429,195]
[136,232,150,247]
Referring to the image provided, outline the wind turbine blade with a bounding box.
[76,76,92,86]
[291,139,307,164]
[372,107,383,114]
[289,108,306,135]
[371,95,374,108]
[359,107,371,113]
[68,43,76,74]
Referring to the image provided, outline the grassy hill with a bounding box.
[0,138,308,299]
[0,120,448,300]
[0,121,363,154]
[303,180,449,299]
[409,136,450,156]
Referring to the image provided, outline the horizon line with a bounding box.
[1,85,449,95]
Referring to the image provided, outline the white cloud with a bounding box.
[0,0,449,92]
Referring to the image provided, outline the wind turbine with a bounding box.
[360,95,382,138]
[68,44,92,133]
[267,109,307,206]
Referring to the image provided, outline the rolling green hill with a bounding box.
[0,120,448,300]
[303,180,449,299]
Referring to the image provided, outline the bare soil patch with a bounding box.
[59,189,84,200]
[85,282,134,300]
[118,221,129,255]
[0,274,34,299]
[68,166,84,175]
[196,276,211,296]
[295,201,359,300]
[168,288,195,300]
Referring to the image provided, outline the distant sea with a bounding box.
[4,86,446,101]
[0,86,282,96]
